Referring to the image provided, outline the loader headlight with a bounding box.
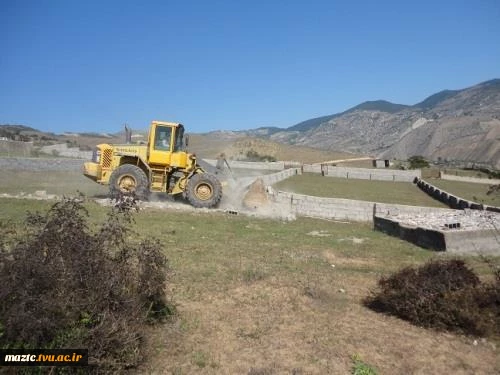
[92,149,101,163]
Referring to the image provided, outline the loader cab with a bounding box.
[148,121,189,168]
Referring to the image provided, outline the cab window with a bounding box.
[154,126,172,151]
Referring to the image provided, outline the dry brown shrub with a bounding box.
[365,259,500,337]
[0,197,174,372]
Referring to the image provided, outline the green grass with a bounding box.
[0,170,108,197]
[429,178,499,206]
[1,166,499,373]
[441,168,491,179]
[273,173,447,207]
[1,197,498,374]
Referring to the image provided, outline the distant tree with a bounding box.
[408,155,429,169]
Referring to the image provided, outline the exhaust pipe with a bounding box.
[124,124,132,144]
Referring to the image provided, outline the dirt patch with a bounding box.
[144,279,498,374]
[338,237,367,244]
[307,230,332,237]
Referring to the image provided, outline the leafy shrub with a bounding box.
[408,155,429,169]
[245,150,277,162]
[0,197,174,371]
[365,259,500,337]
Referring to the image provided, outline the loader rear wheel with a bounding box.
[109,164,150,201]
[185,173,222,208]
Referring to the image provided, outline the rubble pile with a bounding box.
[381,209,500,232]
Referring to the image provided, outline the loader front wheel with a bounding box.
[185,173,222,208]
[109,164,150,201]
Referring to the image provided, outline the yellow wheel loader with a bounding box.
[83,121,223,208]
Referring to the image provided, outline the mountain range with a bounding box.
[211,79,500,169]
[2,79,500,168]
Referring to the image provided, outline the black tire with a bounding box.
[185,173,222,208]
[109,164,150,201]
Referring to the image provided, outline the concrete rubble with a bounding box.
[380,209,500,232]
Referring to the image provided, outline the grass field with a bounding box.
[441,168,492,179]
[273,173,447,208]
[1,169,499,373]
[0,170,108,197]
[1,197,498,374]
[429,178,500,207]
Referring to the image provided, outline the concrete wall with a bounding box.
[203,159,285,171]
[374,216,447,251]
[374,215,500,254]
[261,168,301,185]
[0,157,85,171]
[302,164,323,173]
[414,178,499,212]
[440,172,500,185]
[444,229,500,254]
[324,166,421,182]
[40,143,93,159]
[0,140,33,157]
[271,190,453,223]
[301,164,421,182]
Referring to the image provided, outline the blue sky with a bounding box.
[1,0,499,134]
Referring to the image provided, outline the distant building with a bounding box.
[373,159,390,168]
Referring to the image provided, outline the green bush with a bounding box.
[245,150,277,162]
[0,197,174,371]
[408,155,429,169]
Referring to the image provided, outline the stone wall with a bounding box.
[0,157,85,171]
[440,172,500,185]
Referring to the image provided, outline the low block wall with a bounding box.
[374,216,446,251]
[374,215,500,254]
[272,191,453,223]
[203,159,285,171]
[325,166,421,182]
[301,164,421,182]
[261,168,301,185]
[414,178,499,212]
[40,143,93,159]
